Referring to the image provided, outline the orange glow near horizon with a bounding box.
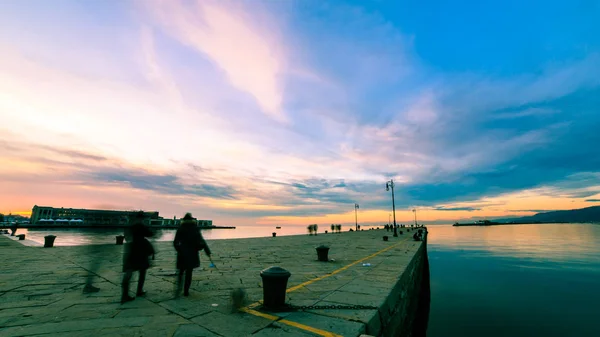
[1,210,32,216]
[2,184,599,225]
[255,191,600,225]
[426,223,600,263]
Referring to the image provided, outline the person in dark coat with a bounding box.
[174,213,211,297]
[121,211,154,303]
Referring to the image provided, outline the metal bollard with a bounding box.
[115,235,125,245]
[272,232,276,237]
[316,245,330,262]
[400,230,403,235]
[44,235,57,248]
[17,234,25,240]
[260,266,291,310]
[383,236,388,241]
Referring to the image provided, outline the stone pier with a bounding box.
[0,228,429,336]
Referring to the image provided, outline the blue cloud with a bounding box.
[90,169,237,200]
[212,207,337,218]
[435,207,481,212]
[333,181,347,188]
[397,82,600,205]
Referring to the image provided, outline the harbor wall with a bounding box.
[368,237,430,336]
[1,228,428,336]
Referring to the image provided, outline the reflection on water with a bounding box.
[15,224,320,246]
[428,223,600,264]
[427,223,600,337]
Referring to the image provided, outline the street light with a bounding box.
[354,203,359,231]
[413,208,417,227]
[386,180,398,237]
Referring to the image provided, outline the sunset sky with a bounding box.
[1,0,599,225]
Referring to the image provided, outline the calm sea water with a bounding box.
[14,223,600,336]
[13,224,364,246]
[427,223,600,337]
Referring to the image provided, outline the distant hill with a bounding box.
[497,206,600,223]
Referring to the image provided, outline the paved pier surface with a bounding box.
[0,229,424,336]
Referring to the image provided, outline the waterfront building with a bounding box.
[159,217,213,227]
[197,220,213,227]
[1,213,30,224]
[30,205,159,226]
[30,205,213,227]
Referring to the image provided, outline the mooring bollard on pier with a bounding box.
[44,235,56,248]
[115,235,125,245]
[272,232,276,237]
[260,266,291,310]
[316,245,330,262]
[383,236,389,241]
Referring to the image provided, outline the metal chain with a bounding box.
[276,304,378,311]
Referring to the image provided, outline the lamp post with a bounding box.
[413,208,417,226]
[386,180,398,237]
[354,203,359,231]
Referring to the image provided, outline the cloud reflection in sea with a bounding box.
[427,223,600,337]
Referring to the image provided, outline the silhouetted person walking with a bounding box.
[82,243,102,293]
[174,213,211,297]
[121,211,154,304]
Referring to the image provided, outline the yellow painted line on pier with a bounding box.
[241,307,342,337]
[287,238,406,293]
[247,301,262,309]
[241,237,407,337]
[240,307,279,321]
[279,318,343,337]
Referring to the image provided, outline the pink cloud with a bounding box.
[142,0,287,122]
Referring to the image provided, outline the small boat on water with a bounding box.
[453,220,499,226]
[276,226,281,229]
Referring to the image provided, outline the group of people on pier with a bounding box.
[82,212,212,304]
[383,223,414,231]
